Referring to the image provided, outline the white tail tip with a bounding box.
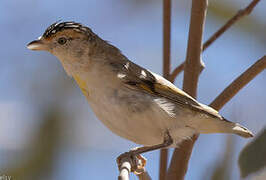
[233,123,254,138]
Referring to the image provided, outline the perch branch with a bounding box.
[210,55,266,110]
[167,1,208,180]
[160,0,172,180]
[169,0,261,81]
[118,154,149,180]
[118,157,131,180]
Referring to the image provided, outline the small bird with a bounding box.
[27,21,253,156]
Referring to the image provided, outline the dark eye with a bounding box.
[58,37,67,45]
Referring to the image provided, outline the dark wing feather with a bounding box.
[111,60,222,119]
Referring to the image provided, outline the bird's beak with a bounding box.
[27,39,46,51]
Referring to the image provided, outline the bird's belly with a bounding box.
[88,90,170,146]
[87,86,197,146]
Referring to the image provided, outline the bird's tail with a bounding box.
[196,116,254,138]
[230,122,254,138]
[215,117,254,138]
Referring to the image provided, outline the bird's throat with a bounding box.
[73,74,90,97]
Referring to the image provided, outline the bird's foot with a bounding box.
[116,151,147,175]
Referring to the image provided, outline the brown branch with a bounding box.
[166,135,198,180]
[163,0,171,79]
[159,149,168,180]
[210,55,266,110]
[183,0,207,97]
[169,63,184,82]
[137,170,152,180]
[160,0,172,180]
[169,0,261,81]
[167,1,208,180]
[203,0,261,51]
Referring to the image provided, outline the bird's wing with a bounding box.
[116,61,222,119]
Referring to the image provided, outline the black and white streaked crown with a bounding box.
[42,21,96,38]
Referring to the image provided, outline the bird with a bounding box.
[27,21,253,159]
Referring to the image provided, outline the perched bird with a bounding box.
[27,21,253,156]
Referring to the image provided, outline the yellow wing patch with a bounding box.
[153,82,201,108]
[139,84,154,94]
[154,83,190,99]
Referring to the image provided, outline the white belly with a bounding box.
[88,86,196,146]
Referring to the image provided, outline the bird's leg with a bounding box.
[129,131,173,154]
[117,131,173,174]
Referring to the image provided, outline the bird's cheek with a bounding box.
[73,49,85,58]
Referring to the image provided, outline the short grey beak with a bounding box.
[27,40,45,50]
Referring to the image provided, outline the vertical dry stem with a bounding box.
[162,0,171,80]
[169,0,261,81]
[167,0,208,179]
[160,0,172,180]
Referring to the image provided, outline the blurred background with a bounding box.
[0,0,265,179]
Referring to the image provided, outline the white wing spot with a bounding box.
[124,62,130,69]
[117,73,126,79]
[154,98,176,117]
[140,70,147,79]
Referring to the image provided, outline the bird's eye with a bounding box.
[58,37,67,45]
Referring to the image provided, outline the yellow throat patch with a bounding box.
[73,75,89,97]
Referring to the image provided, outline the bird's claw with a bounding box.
[116,151,147,175]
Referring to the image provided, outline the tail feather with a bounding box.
[195,116,254,138]
[231,123,254,138]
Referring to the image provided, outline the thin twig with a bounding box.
[169,62,185,82]
[169,62,184,83]
[167,1,208,180]
[163,0,171,80]
[210,55,266,110]
[203,0,261,51]
[169,0,261,81]
[160,0,172,179]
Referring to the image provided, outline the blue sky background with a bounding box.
[0,0,265,179]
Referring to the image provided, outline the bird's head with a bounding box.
[27,21,99,75]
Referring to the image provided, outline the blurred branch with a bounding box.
[239,128,266,178]
[160,0,172,180]
[203,0,261,51]
[210,136,234,180]
[167,0,208,180]
[169,0,261,81]
[210,55,266,110]
[4,110,60,179]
